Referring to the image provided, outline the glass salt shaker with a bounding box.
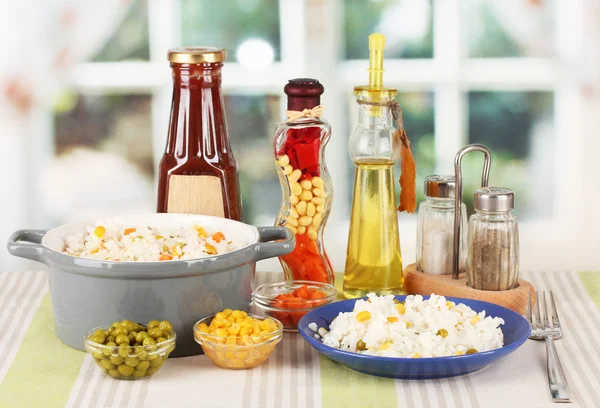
[467,187,519,290]
[417,175,467,275]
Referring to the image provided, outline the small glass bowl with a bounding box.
[193,314,283,369]
[253,280,337,331]
[84,325,176,380]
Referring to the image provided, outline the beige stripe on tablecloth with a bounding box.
[0,271,47,384]
[528,272,597,407]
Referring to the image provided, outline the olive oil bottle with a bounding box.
[343,34,404,298]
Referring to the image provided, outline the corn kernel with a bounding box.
[307,202,316,216]
[387,317,398,323]
[446,301,455,309]
[290,195,299,205]
[236,351,248,359]
[455,350,465,356]
[278,155,290,166]
[470,316,480,324]
[289,208,299,219]
[282,165,293,175]
[378,342,391,350]
[311,176,324,188]
[307,227,318,241]
[227,316,235,323]
[205,244,217,255]
[312,188,327,197]
[299,190,313,201]
[297,226,306,235]
[253,325,261,334]
[300,180,312,190]
[215,312,227,320]
[195,226,206,237]
[356,311,371,322]
[225,351,235,359]
[299,216,313,227]
[296,201,307,216]
[290,182,302,196]
[94,226,106,238]
[198,323,209,333]
[312,213,322,229]
[289,169,302,183]
[396,303,406,314]
[215,329,228,337]
[286,216,299,227]
[412,353,421,358]
[228,323,241,335]
[311,196,325,205]
[405,321,413,328]
[240,311,247,319]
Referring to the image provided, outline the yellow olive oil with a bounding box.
[343,159,404,298]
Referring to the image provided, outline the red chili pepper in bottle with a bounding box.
[273,79,334,284]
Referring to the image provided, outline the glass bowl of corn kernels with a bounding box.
[193,310,283,369]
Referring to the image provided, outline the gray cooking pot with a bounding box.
[7,214,294,357]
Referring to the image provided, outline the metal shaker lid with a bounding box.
[474,187,514,212]
[424,175,455,198]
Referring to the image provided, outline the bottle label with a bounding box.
[166,175,225,217]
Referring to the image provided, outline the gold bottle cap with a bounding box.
[167,47,227,64]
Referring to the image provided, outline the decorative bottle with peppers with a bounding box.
[343,34,417,298]
[273,79,334,284]
[157,47,243,221]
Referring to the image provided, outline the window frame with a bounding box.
[60,0,589,271]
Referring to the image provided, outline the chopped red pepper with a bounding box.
[270,284,328,328]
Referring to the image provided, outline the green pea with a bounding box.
[436,329,448,338]
[147,328,163,340]
[156,337,167,344]
[106,335,116,344]
[109,356,124,365]
[147,320,160,330]
[102,342,116,356]
[466,348,478,355]
[128,332,137,342]
[137,360,150,371]
[121,320,136,332]
[112,327,129,337]
[118,344,130,358]
[125,357,139,367]
[356,340,367,351]
[117,364,134,377]
[135,331,148,344]
[143,337,157,347]
[167,344,175,354]
[159,321,173,333]
[92,351,103,360]
[133,345,147,359]
[115,334,130,346]
[108,369,121,378]
[133,369,147,378]
[146,367,159,376]
[146,353,158,361]
[100,359,115,370]
[94,329,107,338]
[90,334,105,344]
[149,356,163,368]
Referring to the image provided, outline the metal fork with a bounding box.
[527,291,573,403]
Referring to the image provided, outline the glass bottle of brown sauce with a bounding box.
[157,47,243,221]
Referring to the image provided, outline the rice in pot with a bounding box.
[312,294,504,358]
[63,219,243,262]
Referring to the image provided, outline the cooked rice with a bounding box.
[313,293,504,358]
[62,219,243,262]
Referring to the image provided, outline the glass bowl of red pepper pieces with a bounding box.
[252,281,337,331]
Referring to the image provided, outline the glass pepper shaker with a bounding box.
[417,175,467,275]
[467,187,519,291]
[273,78,334,284]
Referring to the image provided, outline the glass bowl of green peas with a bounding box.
[84,319,176,380]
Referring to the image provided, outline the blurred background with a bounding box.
[1,0,599,271]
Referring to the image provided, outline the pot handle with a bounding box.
[7,229,47,263]
[254,227,295,261]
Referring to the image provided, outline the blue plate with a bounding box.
[298,295,531,380]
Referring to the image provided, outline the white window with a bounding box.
[46,0,597,273]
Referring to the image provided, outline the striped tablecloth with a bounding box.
[0,270,599,408]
